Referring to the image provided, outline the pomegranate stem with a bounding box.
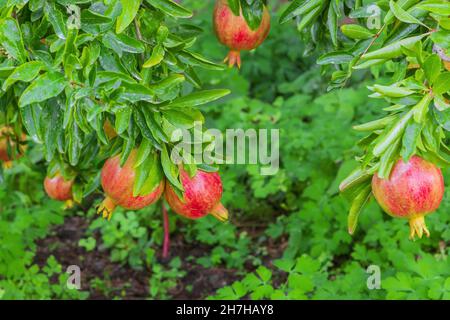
[162,201,170,259]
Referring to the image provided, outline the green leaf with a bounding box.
[0,18,27,63]
[416,0,450,15]
[384,0,419,24]
[143,44,165,68]
[433,72,450,94]
[339,168,372,193]
[135,152,164,196]
[362,34,426,60]
[389,0,428,28]
[145,0,192,18]
[369,84,415,97]
[341,24,374,40]
[413,94,433,123]
[119,82,155,103]
[81,9,113,25]
[423,54,441,84]
[149,74,185,95]
[297,4,323,32]
[373,109,414,156]
[279,0,320,25]
[116,0,141,33]
[327,3,338,47]
[2,61,44,91]
[102,31,145,56]
[44,2,68,39]
[228,0,240,16]
[241,0,264,31]
[115,107,132,135]
[19,72,67,108]
[134,138,153,168]
[161,144,183,191]
[177,51,226,71]
[401,121,422,160]
[348,183,372,235]
[378,138,401,178]
[162,89,230,109]
[353,115,397,131]
[316,52,354,65]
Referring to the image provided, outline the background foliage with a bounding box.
[0,0,449,300]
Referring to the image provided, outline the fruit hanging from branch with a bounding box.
[165,168,228,222]
[213,0,271,68]
[372,156,445,239]
[98,149,165,220]
[44,173,75,209]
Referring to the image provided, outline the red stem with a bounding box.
[162,201,170,259]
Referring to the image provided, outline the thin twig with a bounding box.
[134,19,145,65]
[162,201,170,259]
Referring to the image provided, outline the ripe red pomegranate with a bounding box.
[165,168,228,221]
[98,149,165,220]
[44,173,74,208]
[372,156,445,239]
[213,0,271,68]
[0,126,26,168]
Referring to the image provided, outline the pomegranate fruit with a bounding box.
[0,126,26,168]
[98,149,165,220]
[165,168,228,222]
[372,156,445,239]
[44,173,75,208]
[213,0,270,68]
[103,119,117,140]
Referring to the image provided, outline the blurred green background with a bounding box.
[0,0,449,300]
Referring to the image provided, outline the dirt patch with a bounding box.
[34,215,256,299]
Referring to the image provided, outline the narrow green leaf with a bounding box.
[279,0,319,24]
[161,144,183,191]
[341,24,374,40]
[317,52,354,65]
[162,89,230,109]
[348,183,372,235]
[373,109,414,156]
[44,2,68,39]
[416,0,450,15]
[362,34,426,60]
[401,121,422,160]
[116,0,141,33]
[433,72,450,94]
[145,0,192,18]
[369,84,415,97]
[143,44,165,68]
[2,61,44,91]
[389,0,428,27]
[413,94,433,123]
[327,3,338,47]
[19,72,67,108]
[423,54,441,84]
[0,18,27,63]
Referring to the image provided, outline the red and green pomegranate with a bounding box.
[44,173,75,208]
[165,168,228,222]
[98,149,165,220]
[213,0,271,68]
[0,126,26,168]
[372,156,444,239]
